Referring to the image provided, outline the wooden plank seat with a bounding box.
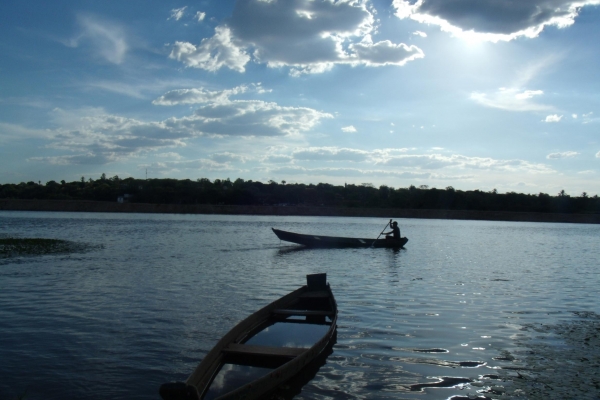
[224,343,307,359]
[272,308,333,317]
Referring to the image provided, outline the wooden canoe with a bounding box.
[272,228,408,248]
[159,273,337,400]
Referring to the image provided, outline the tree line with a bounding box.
[1,175,599,214]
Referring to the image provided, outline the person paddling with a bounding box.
[384,221,400,240]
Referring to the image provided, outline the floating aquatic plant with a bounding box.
[0,237,98,258]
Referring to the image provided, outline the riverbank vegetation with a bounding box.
[1,176,599,214]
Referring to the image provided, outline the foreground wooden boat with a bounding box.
[272,228,408,248]
[160,273,337,400]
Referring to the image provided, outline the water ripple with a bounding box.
[1,212,599,399]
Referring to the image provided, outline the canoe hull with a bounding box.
[272,228,408,248]
[161,273,337,400]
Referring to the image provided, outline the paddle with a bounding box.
[371,219,392,247]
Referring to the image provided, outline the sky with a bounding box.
[1,0,600,196]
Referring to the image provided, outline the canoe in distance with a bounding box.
[272,228,408,248]
[159,273,337,400]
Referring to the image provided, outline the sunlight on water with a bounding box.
[0,212,599,399]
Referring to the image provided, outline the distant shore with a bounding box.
[2,199,599,224]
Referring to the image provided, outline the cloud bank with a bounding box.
[170,0,424,75]
[32,86,332,165]
[393,0,600,41]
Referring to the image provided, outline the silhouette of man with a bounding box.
[384,221,400,240]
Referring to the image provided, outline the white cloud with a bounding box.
[30,86,333,165]
[157,152,183,160]
[153,85,249,106]
[30,153,119,166]
[265,165,433,180]
[210,152,248,163]
[341,125,357,133]
[141,159,233,173]
[349,39,424,67]
[379,153,554,174]
[171,0,423,75]
[546,151,579,159]
[183,101,332,137]
[272,147,550,176]
[169,7,187,21]
[292,147,370,162]
[515,90,544,100]
[289,63,335,77]
[544,114,563,123]
[69,15,128,64]
[292,147,408,164]
[595,151,600,158]
[262,154,293,163]
[413,31,428,38]
[46,113,190,158]
[82,77,209,100]
[470,87,551,112]
[195,11,206,22]
[393,0,600,42]
[30,112,189,164]
[170,26,251,72]
[582,112,597,124]
[85,81,148,99]
[156,85,333,137]
[572,114,578,119]
[370,148,411,160]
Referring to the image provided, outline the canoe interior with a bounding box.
[204,326,330,398]
[272,228,408,248]
[204,332,337,400]
[162,273,337,400]
[203,292,335,399]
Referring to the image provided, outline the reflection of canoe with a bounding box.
[272,228,408,248]
[159,273,337,400]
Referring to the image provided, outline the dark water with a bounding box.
[0,212,598,399]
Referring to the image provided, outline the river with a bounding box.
[1,211,599,399]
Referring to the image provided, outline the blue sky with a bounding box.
[1,0,599,195]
